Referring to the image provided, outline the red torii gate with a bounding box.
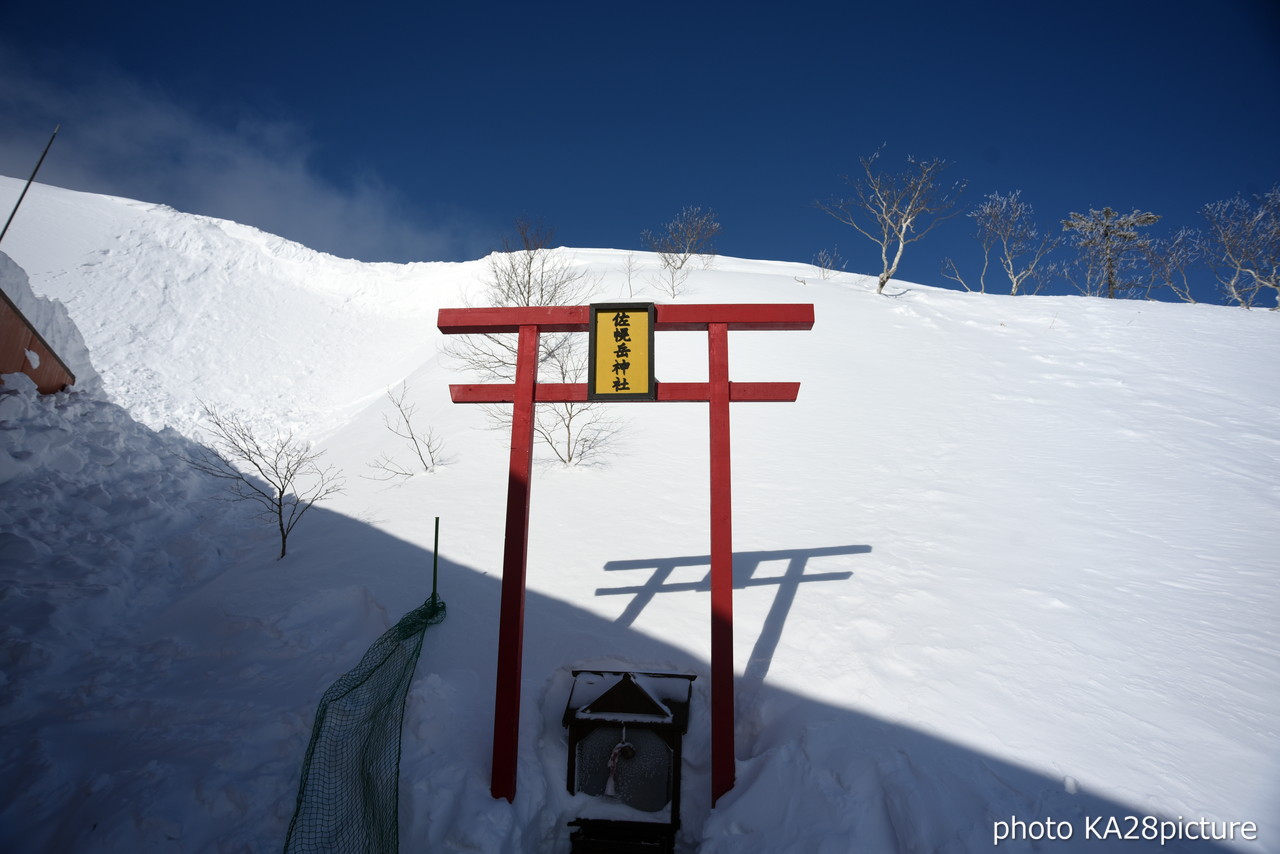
[437,302,813,806]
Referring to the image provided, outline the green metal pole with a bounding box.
[423,515,446,624]
[432,516,440,598]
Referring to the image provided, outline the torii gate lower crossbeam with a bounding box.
[438,303,813,807]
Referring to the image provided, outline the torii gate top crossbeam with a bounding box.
[437,303,814,334]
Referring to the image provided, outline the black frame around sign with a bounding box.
[587,302,657,401]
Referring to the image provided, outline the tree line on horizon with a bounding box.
[813,147,1278,308]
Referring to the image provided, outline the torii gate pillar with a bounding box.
[438,302,813,807]
[706,321,735,802]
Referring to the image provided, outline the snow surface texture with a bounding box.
[0,176,1277,852]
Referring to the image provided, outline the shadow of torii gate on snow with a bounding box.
[597,545,870,682]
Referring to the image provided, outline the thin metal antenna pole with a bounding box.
[0,125,60,246]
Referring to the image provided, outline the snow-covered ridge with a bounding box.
[1,178,1277,852]
[0,176,476,440]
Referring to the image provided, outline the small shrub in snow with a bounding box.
[365,383,446,480]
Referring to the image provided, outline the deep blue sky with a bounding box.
[2,1,1277,299]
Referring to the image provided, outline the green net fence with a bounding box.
[283,593,446,854]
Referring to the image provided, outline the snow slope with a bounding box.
[0,178,470,441]
[1,176,1277,852]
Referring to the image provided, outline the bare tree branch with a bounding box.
[1062,207,1161,299]
[529,344,621,465]
[642,206,723,270]
[940,256,977,292]
[816,147,967,294]
[447,218,617,464]
[648,263,690,299]
[182,402,344,559]
[620,252,640,298]
[1201,186,1279,308]
[949,191,1061,296]
[445,218,599,382]
[1143,228,1201,303]
[812,246,847,280]
[365,383,446,481]
[642,206,722,295]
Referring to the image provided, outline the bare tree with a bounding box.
[1062,207,1161,299]
[941,194,999,293]
[620,252,640,298]
[649,261,690,298]
[477,333,622,466]
[485,218,590,307]
[183,403,344,559]
[529,343,621,465]
[816,147,967,294]
[366,383,446,481]
[449,218,618,464]
[943,191,1059,295]
[447,218,597,381]
[1142,227,1201,303]
[642,205,723,291]
[1200,186,1280,308]
[940,257,979,293]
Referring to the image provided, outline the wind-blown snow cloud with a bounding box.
[0,46,478,262]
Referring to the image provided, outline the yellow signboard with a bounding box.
[588,303,656,400]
